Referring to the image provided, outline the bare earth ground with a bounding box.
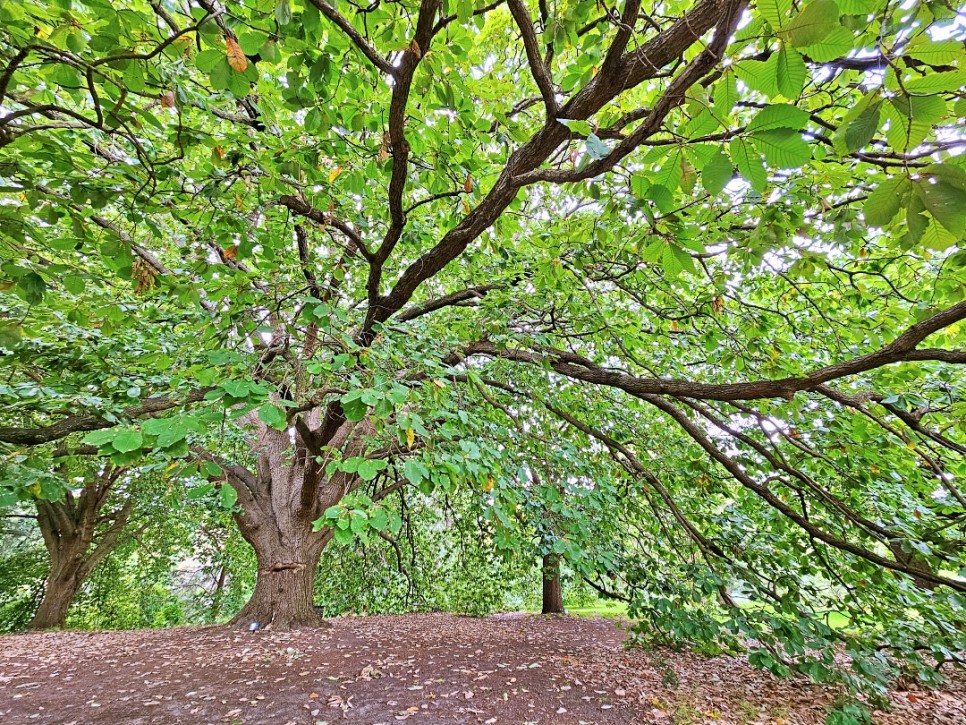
[1,613,963,724]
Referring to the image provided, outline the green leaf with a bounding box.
[782,0,840,47]
[238,31,266,56]
[904,70,966,94]
[747,104,810,132]
[585,134,610,161]
[758,0,792,30]
[753,129,811,168]
[19,272,46,305]
[82,429,118,447]
[904,37,963,66]
[800,25,855,62]
[112,428,144,453]
[369,506,389,532]
[916,178,966,236]
[730,138,767,192]
[713,71,739,116]
[404,459,426,485]
[219,484,238,509]
[863,176,911,228]
[843,101,881,152]
[775,47,806,98]
[196,48,224,72]
[558,119,593,136]
[357,458,388,481]
[258,403,288,430]
[274,0,292,25]
[62,274,86,294]
[662,244,696,279]
[209,58,232,90]
[702,150,733,194]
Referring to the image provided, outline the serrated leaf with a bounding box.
[843,101,881,152]
[904,38,964,67]
[730,138,767,192]
[801,25,855,62]
[757,0,792,30]
[753,129,811,168]
[702,150,733,194]
[747,104,810,132]
[713,71,739,116]
[225,37,248,72]
[776,46,806,98]
[196,48,224,72]
[916,178,966,236]
[920,217,958,250]
[863,176,911,227]
[903,70,966,94]
[782,0,840,47]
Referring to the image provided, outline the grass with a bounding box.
[532,601,854,631]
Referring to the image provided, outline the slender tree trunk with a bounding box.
[29,565,86,630]
[541,553,565,614]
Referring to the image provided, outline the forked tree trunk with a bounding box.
[541,553,565,614]
[219,411,362,631]
[29,468,135,630]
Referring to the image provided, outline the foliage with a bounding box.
[1,0,965,698]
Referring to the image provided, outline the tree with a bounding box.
[29,460,138,629]
[1,0,965,692]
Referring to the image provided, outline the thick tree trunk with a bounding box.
[541,553,565,614]
[231,520,332,630]
[210,403,373,630]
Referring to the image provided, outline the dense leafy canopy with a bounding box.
[1,0,965,710]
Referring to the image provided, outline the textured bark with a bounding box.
[220,411,365,630]
[29,467,134,630]
[29,558,87,630]
[541,554,565,615]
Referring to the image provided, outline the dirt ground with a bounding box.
[0,613,963,724]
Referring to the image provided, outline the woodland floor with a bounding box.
[1,613,964,725]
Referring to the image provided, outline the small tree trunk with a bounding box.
[28,568,84,630]
[541,553,565,614]
[28,477,134,631]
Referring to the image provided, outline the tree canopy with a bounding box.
[1,0,965,705]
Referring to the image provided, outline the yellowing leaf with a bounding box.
[406,428,415,447]
[328,166,343,183]
[225,37,248,73]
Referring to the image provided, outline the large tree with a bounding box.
[1,0,964,687]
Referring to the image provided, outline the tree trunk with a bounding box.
[541,553,565,614]
[231,514,332,630]
[28,567,85,630]
[28,471,134,630]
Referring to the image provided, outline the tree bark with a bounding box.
[231,509,333,630]
[216,411,365,631]
[541,553,565,614]
[28,468,134,630]
[29,560,87,630]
